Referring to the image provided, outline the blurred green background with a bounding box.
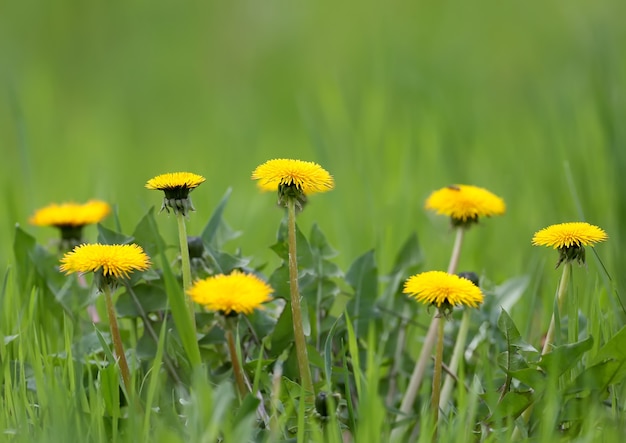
[2,0,625,298]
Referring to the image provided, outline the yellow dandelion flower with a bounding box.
[532,222,607,267]
[188,270,273,316]
[252,158,334,194]
[425,185,505,226]
[29,200,111,227]
[60,243,151,288]
[403,271,483,313]
[146,172,205,216]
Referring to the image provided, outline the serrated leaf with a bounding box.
[497,309,537,353]
[201,188,240,248]
[97,224,133,245]
[270,219,314,270]
[269,302,294,356]
[309,223,338,259]
[491,391,533,421]
[497,351,529,372]
[568,359,626,394]
[390,232,423,275]
[538,336,593,377]
[115,283,169,317]
[131,207,166,258]
[345,250,378,334]
[508,368,546,390]
[590,324,626,366]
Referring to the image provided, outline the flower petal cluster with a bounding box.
[60,243,151,280]
[251,159,334,195]
[145,172,206,191]
[425,185,505,225]
[403,271,484,310]
[146,172,206,216]
[188,270,273,316]
[29,200,111,227]
[532,222,607,249]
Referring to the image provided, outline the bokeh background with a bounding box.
[2,1,625,303]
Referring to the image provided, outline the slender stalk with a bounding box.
[439,308,470,409]
[513,261,572,439]
[224,318,248,399]
[432,314,446,439]
[103,284,132,394]
[287,198,314,400]
[176,212,196,328]
[541,262,571,354]
[395,228,465,420]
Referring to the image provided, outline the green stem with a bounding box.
[176,212,196,328]
[432,313,446,440]
[287,198,314,400]
[439,308,470,409]
[395,228,465,420]
[542,262,571,355]
[103,284,132,394]
[224,318,248,399]
[513,261,572,440]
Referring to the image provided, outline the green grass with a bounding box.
[1,0,626,441]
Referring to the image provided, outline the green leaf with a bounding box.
[131,207,167,258]
[589,324,626,366]
[270,219,314,270]
[507,368,546,390]
[538,336,593,377]
[497,308,538,353]
[309,223,338,259]
[201,188,240,248]
[389,232,423,276]
[13,225,37,294]
[345,250,378,334]
[115,283,169,317]
[269,301,294,356]
[568,359,626,394]
[97,223,134,245]
[491,391,533,422]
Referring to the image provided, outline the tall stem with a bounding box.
[103,284,132,394]
[439,308,470,409]
[396,228,465,418]
[225,319,248,399]
[513,261,572,440]
[287,199,314,400]
[542,262,571,354]
[176,212,196,328]
[432,314,446,439]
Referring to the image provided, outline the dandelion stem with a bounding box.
[542,262,571,354]
[513,261,572,440]
[396,228,464,420]
[176,212,196,328]
[432,313,446,439]
[439,308,470,409]
[103,283,132,394]
[287,198,314,400]
[225,318,248,399]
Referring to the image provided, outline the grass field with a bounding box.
[1,1,625,442]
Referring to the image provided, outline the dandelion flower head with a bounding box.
[145,172,206,192]
[532,222,607,249]
[532,222,607,267]
[188,270,273,316]
[146,172,206,216]
[403,270,484,312]
[251,159,334,195]
[29,200,111,227]
[425,185,505,225]
[60,243,151,280]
